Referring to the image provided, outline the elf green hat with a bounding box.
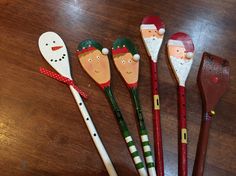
[77,39,109,56]
[112,38,140,61]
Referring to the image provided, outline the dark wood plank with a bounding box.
[0,0,235,175]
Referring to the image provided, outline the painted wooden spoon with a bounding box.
[38,32,117,176]
[76,39,148,176]
[111,38,156,176]
[140,16,165,176]
[193,52,230,176]
[167,32,195,176]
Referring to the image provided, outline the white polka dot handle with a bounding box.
[70,86,117,176]
[38,32,117,176]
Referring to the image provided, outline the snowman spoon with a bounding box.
[140,16,165,176]
[38,32,117,176]
[77,39,148,176]
[167,32,195,176]
[111,38,156,176]
[193,52,230,176]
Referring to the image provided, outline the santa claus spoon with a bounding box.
[140,16,165,176]
[193,52,230,176]
[77,39,148,176]
[112,38,156,176]
[38,32,117,176]
[167,32,195,176]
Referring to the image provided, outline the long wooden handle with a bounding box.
[178,86,187,176]
[192,113,212,176]
[130,88,156,176]
[104,86,148,176]
[151,61,164,176]
[69,86,118,176]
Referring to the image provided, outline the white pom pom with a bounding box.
[133,54,140,61]
[102,48,109,55]
[158,28,165,35]
[186,52,193,59]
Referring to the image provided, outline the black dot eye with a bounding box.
[62,56,64,59]
[46,43,48,46]
[53,41,55,43]
[177,50,179,52]
[149,31,151,32]
[55,60,57,62]
[50,59,53,62]
[59,59,62,61]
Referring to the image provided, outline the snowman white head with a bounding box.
[38,31,71,78]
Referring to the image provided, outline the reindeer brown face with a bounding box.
[198,52,230,112]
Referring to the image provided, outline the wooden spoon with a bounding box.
[38,32,117,176]
[77,39,148,176]
[140,16,165,176]
[167,32,195,176]
[112,38,156,176]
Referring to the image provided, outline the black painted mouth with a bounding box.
[50,53,66,62]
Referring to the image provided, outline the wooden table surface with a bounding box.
[0,0,235,175]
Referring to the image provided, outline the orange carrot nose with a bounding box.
[51,46,63,51]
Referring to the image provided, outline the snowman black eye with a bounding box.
[46,43,48,46]
[53,41,55,43]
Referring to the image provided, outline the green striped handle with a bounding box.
[130,88,156,176]
[104,86,147,176]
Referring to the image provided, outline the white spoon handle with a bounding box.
[69,85,117,176]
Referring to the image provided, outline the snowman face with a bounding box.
[113,52,139,85]
[78,49,110,84]
[38,32,71,78]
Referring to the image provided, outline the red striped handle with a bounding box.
[151,62,164,176]
[178,86,187,176]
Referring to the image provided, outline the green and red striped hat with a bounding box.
[77,39,109,56]
[112,38,140,61]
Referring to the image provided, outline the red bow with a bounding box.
[39,67,88,99]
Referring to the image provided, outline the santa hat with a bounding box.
[77,39,109,56]
[167,32,194,59]
[112,38,140,62]
[140,16,165,35]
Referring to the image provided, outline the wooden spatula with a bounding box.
[193,52,230,176]
[167,32,195,176]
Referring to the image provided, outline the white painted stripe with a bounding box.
[129,145,137,153]
[141,135,148,142]
[134,156,142,164]
[125,136,132,143]
[138,168,148,176]
[144,145,151,152]
[146,156,154,163]
[148,167,157,176]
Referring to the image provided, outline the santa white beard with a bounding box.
[170,56,193,86]
[143,37,163,62]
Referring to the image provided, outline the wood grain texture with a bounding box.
[0,0,235,176]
